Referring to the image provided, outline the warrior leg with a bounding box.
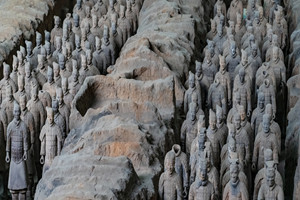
[19,190,26,200]
[10,190,18,200]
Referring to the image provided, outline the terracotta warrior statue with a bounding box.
[59,53,71,79]
[118,5,132,46]
[25,40,38,69]
[251,92,265,136]
[40,107,62,174]
[42,67,56,97]
[10,55,18,86]
[269,46,286,90]
[227,0,243,24]
[216,105,228,148]
[181,103,198,156]
[195,61,209,111]
[56,87,70,135]
[206,19,217,41]
[72,34,85,66]
[6,101,29,200]
[234,50,253,88]
[36,54,47,86]
[227,92,241,124]
[252,114,279,172]
[126,0,138,34]
[184,72,202,114]
[238,105,253,149]
[258,79,276,116]
[226,41,241,87]
[51,16,63,46]
[253,149,283,200]
[258,166,284,200]
[102,26,116,71]
[33,32,44,57]
[61,77,73,109]
[53,62,61,87]
[206,109,222,169]
[202,49,217,86]
[233,68,252,117]
[14,75,29,105]
[166,145,189,199]
[69,69,81,97]
[213,24,226,54]
[79,50,100,84]
[214,0,226,17]
[159,151,182,200]
[52,99,66,142]
[24,62,37,98]
[19,95,36,199]
[256,62,276,91]
[27,85,46,178]
[189,159,215,200]
[234,13,246,48]
[0,63,17,102]
[215,55,231,105]
[93,36,107,74]
[207,78,226,114]
[1,85,14,124]
[223,160,249,200]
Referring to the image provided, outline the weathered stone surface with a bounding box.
[35,155,148,200]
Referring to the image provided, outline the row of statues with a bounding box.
[159,0,288,199]
[0,0,142,199]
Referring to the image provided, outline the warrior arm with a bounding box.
[184,92,188,114]
[181,155,189,188]
[40,105,46,130]
[6,127,11,152]
[57,127,63,155]
[271,87,277,114]
[23,126,29,152]
[158,174,164,199]
[176,176,183,200]
[247,87,252,113]
[272,140,279,164]
[40,128,46,156]
[180,122,187,152]
[252,138,259,166]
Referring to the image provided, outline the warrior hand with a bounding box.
[273,113,276,120]
[183,187,188,198]
[247,111,251,117]
[40,156,45,165]
[251,163,256,171]
[5,153,10,163]
[23,152,28,161]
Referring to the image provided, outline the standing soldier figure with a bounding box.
[6,101,29,200]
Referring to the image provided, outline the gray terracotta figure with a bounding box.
[195,61,209,109]
[167,145,189,199]
[85,22,96,52]
[0,106,7,198]
[61,77,74,109]
[227,0,243,24]
[272,10,287,49]
[213,24,226,54]
[214,0,226,18]
[91,0,107,19]
[207,78,226,114]
[42,66,56,97]
[184,72,202,114]
[126,0,138,34]
[258,79,276,116]
[222,34,235,60]
[131,0,141,20]
[14,75,29,105]
[216,105,228,147]
[233,113,251,170]
[98,14,111,34]
[93,37,107,74]
[235,13,246,48]
[233,68,251,117]
[79,52,100,84]
[10,55,18,86]
[252,11,265,45]
[17,50,25,76]
[213,5,224,26]
[269,46,286,89]
[257,167,284,200]
[110,21,123,53]
[53,62,62,87]
[53,37,63,62]
[72,34,85,66]
[246,0,257,20]
[258,104,281,153]
[56,87,70,135]
[24,62,37,98]
[0,63,17,102]
[59,54,71,79]
[262,29,273,61]
[255,63,276,90]
[205,40,219,68]
[91,14,101,39]
[234,50,254,87]
[252,114,279,172]
[188,159,215,200]
[159,151,182,200]
[241,26,254,49]
[205,153,220,199]
[222,161,249,200]
[6,101,29,200]
[69,69,81,97]
[251,92,265,137]
[248,43,262,76]
[25,41,38,69]
[52,99,66,142]
[73,0,85,22]
[202,47,217,86]
[72,14,82,38]
[63,42,73,73]
[36,54,47,86]
[80,6,93,30]
[1,86,14,124]
[181,103,198,156]
[215,55,231,105]
[45,41,55,67]
[44,30,55,54]
[38,90,52,109]
[40,107,62,174]
[206,19,217,41]
[227,92,241,124]
[27,85,46,178]
[118,5,132,43]
[253,149,283,200]
[62,22,75,53]
[107,0,119,22]
[19,95,36,199]
[265,34,284,62]
[33,32,43,59]
[102,26,116,72]
[238,105,253,148]
[226,41,241,87]
[190,128,214,184]
[51,16,63,46]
